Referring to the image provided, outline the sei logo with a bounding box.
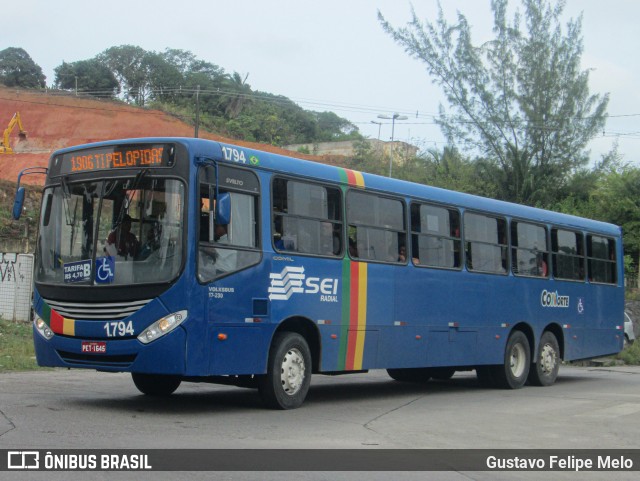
[268,266,339,302]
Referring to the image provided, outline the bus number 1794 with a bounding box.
[221,146,247,164]
[103,321,134,338]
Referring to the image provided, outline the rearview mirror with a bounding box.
[216,192,231,225]
[12,187,25,220]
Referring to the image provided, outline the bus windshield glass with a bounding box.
[35,175,185,286]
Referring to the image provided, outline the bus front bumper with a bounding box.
[33,324,187,375]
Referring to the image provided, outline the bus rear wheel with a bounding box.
[491,330,530,389]
[258,332,312,410]
[132,373,181,396]
[528,331,560,386]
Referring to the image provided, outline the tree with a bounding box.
[0,47,46,88]
[144,52,183,103]
[594,167,640,261]
[97,45,151,105]
[181,60,229,117]
[580,165,640,280]
[54,59,119,98]
[418,146,497,197]
[315,111,360,142]
[161,48,198,76]
[221,72,252,119]
[379,0,608,206]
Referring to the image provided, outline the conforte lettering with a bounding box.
[541,289,570,308]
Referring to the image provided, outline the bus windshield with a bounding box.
[35,175,185,286]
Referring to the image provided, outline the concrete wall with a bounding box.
[0,253,34,322]
[284,139,419,160]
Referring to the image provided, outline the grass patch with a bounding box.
[615,340,640,365]
[0,317,42,372]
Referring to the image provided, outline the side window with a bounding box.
[411,203,461,269]
[551,229,584,281]
[587,235,616,284]
[464,212,508,274]
[197,165,260,282]
[511,221,548,277]
[272,178,343,257]
[347,191,406,263]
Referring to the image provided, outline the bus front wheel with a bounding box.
[132,373,181,396]
[492,331,530,389]
[258,332,312,409]
[528,331,560,386]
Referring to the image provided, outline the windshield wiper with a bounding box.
[115,168,149,225]
[60,175,79,227]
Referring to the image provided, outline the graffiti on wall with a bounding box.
[0,253,18,283]
[0,253,34,322]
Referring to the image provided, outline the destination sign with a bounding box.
[57,144,176,175]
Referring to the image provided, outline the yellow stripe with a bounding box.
[63,318,75,336]
[353,263,368,370]
[354,171,365,187]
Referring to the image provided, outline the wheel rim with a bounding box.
[280,347,305,396]
[539,343,557,375]
[509,342,527,378]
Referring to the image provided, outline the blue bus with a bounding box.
[13,137,625,409]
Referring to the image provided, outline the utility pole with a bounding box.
[194,85,201,138]
[377,113,408,177]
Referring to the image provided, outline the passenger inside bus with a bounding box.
[536,255,548,277]
[106,214,139,260]
[137,223,161,260]
[348,237,358,258]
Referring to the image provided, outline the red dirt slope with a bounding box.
[0,87,328,185]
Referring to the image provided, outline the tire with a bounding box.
[491,330,530,389]
[387,368,431,383]
[528,331,560,387]
[132,373,181,396]
[258,332,312,410]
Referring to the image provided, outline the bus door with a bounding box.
[196,162,263,375]
[345,190,408,369]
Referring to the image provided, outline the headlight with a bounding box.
[34,314,54,340]
[137,310,187,344]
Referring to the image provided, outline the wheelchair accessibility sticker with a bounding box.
[95,256,115,283]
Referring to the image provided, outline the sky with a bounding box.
[6,0,640,164]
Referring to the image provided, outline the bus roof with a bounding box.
[54,137,622,238]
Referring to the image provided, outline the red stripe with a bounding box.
[50,309,64,334]
[345,169,357,186]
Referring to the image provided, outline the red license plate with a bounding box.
[81,341,107,354]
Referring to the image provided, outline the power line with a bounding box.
[4,87,640,137]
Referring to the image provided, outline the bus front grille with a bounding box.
[57,350,137,368]
[43,298,152,321]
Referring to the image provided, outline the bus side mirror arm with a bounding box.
[196,156,231,225]
[12,167,48,220]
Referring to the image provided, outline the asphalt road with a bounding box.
[1,365,639,480]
